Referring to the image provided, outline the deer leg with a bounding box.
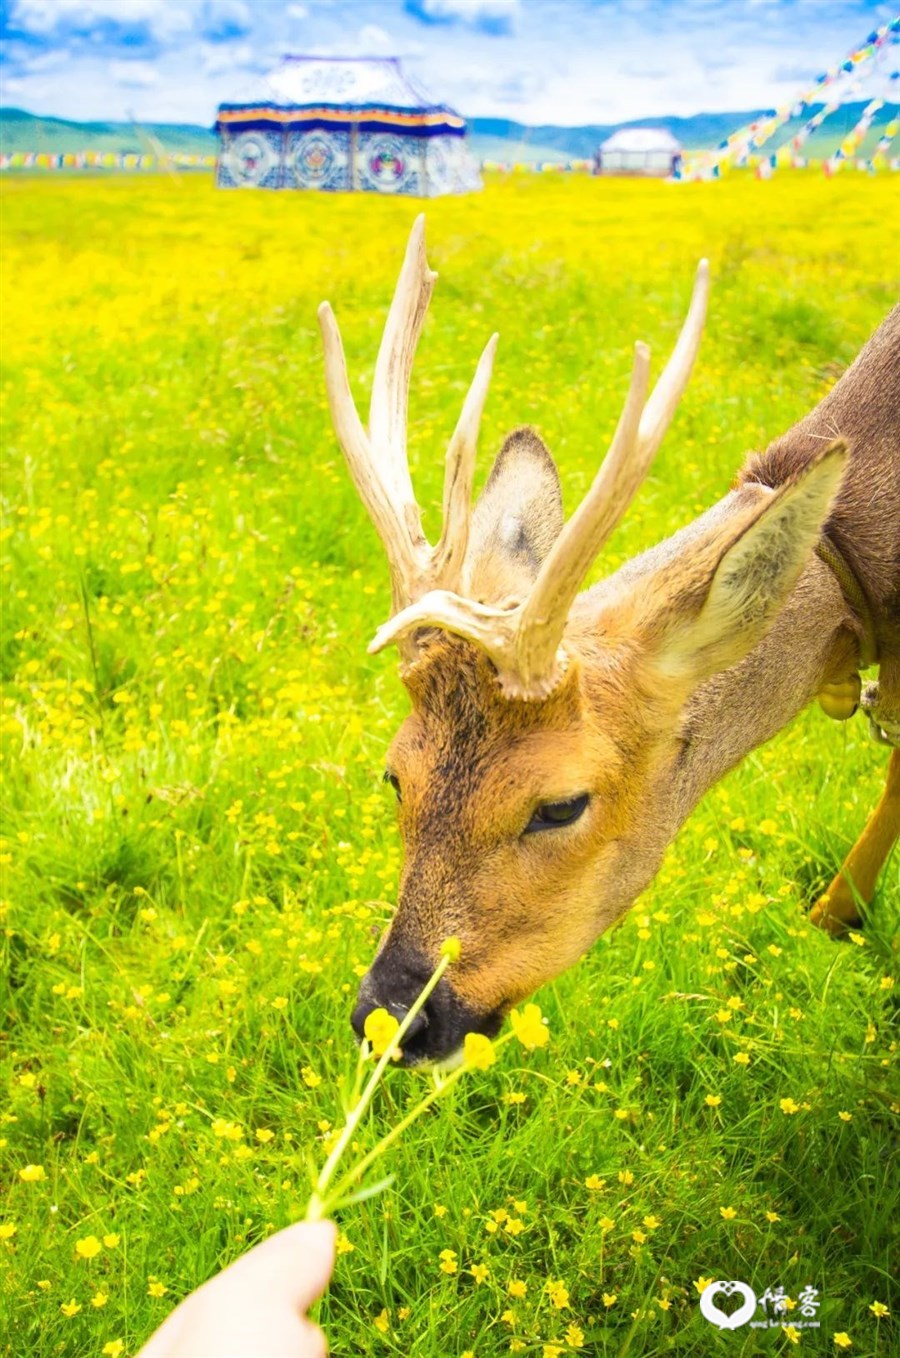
[810,748,900,936]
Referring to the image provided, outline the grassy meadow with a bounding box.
[1,170,898,1357]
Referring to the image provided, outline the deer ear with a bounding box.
[628,440,849,696]
[462,427,564,606]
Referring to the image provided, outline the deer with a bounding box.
[317,216,900,1067]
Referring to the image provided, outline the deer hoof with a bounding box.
[809,891,861,937]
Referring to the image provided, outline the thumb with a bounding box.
[231,1219,337,1313]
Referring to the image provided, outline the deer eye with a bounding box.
[524,793,590,834]
[383,771,402,803]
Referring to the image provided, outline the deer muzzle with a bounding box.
[350,945,502,1067]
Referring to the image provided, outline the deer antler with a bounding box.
[318,215,498,646]
[319,217,709,697]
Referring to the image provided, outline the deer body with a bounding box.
[319,222,900,1065]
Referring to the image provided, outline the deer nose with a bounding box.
[349,946,502,1067]
[350,958,433,1064]
[349,993,429,1050]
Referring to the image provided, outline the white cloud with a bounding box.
[287,3,309,17]
[13,0,193,40]
[358,24,393,52]
[109,59,161,88]
[413,0,520,32]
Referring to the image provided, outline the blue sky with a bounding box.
[0,0,896,127]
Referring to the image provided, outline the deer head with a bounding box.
[319,217,847,1065]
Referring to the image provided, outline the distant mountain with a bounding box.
[470,103,897,160]
[0,107,216,156]
[1,102,894,163]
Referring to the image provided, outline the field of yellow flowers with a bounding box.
[1,170,897,1357]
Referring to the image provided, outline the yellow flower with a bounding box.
[643,1214,661,1230]
[566,1070,582,1086]
[617,1170,634,1186]
[433,1204,448,1218]
[75,1234,102,1259]
[705,1094,722,1107]
[148,1280,168,1297]
[720,1206,737,1220]
[869,1302,889,1318]
[364,1007,401,1058]
[463,1032,496,1070]
[91,1291,109,1308]
[547,1279,570,1309]
[631,1229,647,1244]
[838,1111,852,1122]
[0,1223,17,1240]
[585,1175,605,1190]
[439,1249,458,1275]
[833,1334,852,1349]
[440,936,461,962]
[374,1308,390,1333]
[510,1003,549,1050]
[780,1098,800,1115]
[765,1211,781,1223]
[19,1164,46,1182]
[599,1215,615,1231]
[603,1292,618,1308]
[783,1325,801,1344]
[470,1263,490,1284]
[733,1051,751,1066]
[565,1323,585,1348]
[102,1343,125,1358]
[60,1299,81,1317]
[301,1066,321,1088]
[508,1279,527,1298]
[103,1233,121,1248]
[694,1277,713,1295]
[543,1346,565,1358]
[255,1128,274,1142]
[336,1232,354,1255]
[211,1118,243,1140]
[398,1307,410,1320]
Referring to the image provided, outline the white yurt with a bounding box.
[595,128,683,177]
[216,55,482,197]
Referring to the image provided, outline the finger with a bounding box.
[224,1220,337,1312]
[299,1318,329,1358]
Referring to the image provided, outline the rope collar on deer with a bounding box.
[814,530,887,739]
[814,533,879,669]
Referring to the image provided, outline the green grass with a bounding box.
[1,171,897,1357]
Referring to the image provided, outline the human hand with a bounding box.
[137,1219,335,1358]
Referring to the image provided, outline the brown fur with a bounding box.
[367,309,900,1031]
[741,304,900,653]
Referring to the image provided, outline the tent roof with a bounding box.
[229,56,454,114]
[600,127,682,153]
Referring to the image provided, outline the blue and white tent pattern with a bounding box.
[216,57,481,197]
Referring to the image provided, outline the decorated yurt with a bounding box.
[595,128,683,177]
[216,55,481,196]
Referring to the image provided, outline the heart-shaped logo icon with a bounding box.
[699,1280,758,1329]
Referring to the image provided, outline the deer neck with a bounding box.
[673,546,859,821]
[580,486,862,833]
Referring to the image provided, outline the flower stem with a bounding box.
[324,1032,516,1212]
[305,952,453,1221]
